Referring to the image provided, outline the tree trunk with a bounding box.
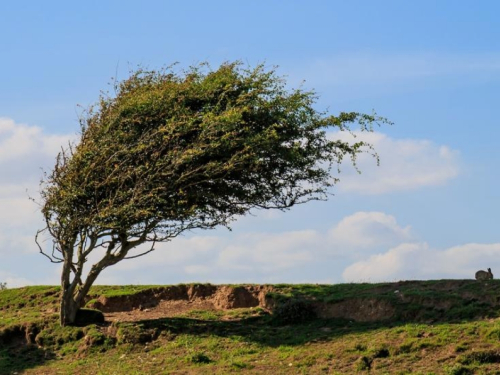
[59,256,111,326]
[60,288,79,326]
[58,240,137,326]
[59,247,81,326]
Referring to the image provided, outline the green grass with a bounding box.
[3,280,500,374]
[88,285,164,297]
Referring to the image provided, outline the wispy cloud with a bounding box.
[294,52,500,89]
[330,131,460,194]
[102,211,414,284]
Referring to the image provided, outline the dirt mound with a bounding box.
[87,284,273,322]
[213,285,263,309]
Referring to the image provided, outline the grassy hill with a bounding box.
[2,280,500,374]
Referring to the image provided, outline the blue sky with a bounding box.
[1,1,500,286]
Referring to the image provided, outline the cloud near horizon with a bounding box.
[101,211,415,284]
[343,242,500,283]
[329,131,460,194]
[98,211,500,285]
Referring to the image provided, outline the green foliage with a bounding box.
[38,61,388,325]
[42,61,385,238]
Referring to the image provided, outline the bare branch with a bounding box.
[35,228,63,264]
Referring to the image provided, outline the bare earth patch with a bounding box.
[87,284,273,322]
[105,299,218,322]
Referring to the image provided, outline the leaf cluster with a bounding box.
[40,61,387,255]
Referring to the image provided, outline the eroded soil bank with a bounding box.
[86,284,274,322]
[83,279,500,324]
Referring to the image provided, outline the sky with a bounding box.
[1,1,500,287]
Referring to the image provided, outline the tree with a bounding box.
[37,62,389,326]
[0,282,6,291]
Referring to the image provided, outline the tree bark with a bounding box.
[60,246,81,326]
[60,288,79,326]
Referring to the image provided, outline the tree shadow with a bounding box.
[124,279,500,348]
[127,315,419,348]
[0,329,55,375]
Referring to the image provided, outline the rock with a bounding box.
[74,308,105,326]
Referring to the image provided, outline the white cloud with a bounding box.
[111,235,224,271]
[217,230,318,272]
[343,243,428,282]
[0,118,74,280]
[0,118,74,182]
[328,211,412,253]
[0,270,35,288]
[330,131,460,194]
[102,211,410,284]
[343,242,500,283]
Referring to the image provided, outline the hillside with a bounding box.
[2,280,500,374]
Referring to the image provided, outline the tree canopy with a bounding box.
[38,62,388,325]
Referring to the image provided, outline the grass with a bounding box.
[2,280,500,374]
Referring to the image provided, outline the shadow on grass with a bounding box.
[129,315,417,348]
[123,278,500,348]
[0,340,54,375]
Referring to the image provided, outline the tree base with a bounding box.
[73,309,105,327]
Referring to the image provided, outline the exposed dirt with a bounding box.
[78,280,500,324]
[87,284,273,322]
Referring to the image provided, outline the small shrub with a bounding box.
[457,350,500,365]
[395,340,415,355]
[116,324,157,344]
[82,326,106,346]
[355,355,372,371]
[486,327,500,340]
[187,352,212,364]
[372,347,390,358]
[352,343,367,352]
[80,325,115,352]
[454,342,469,353]
[272,299,316,325]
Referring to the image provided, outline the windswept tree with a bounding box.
[38,62,389,326]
